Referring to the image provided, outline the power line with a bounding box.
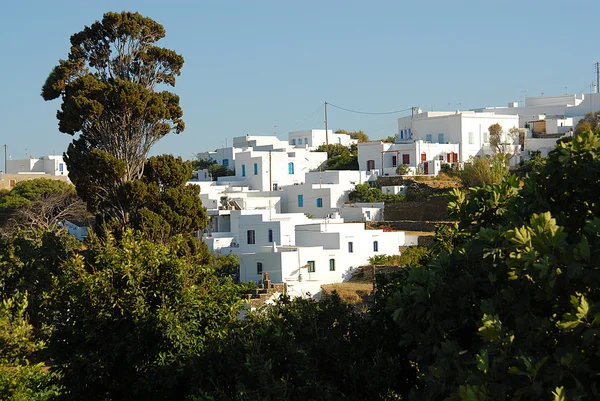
[279,104,325,134]
[327,102,413,115]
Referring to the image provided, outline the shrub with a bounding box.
[395,164,411,175]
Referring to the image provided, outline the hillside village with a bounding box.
[3,8,600,401]
[4,92,599,298]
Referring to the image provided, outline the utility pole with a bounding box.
[1,144,6,174]
[324,101,329,146]
[596,62,600,94]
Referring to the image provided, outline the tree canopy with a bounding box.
[574,111,600,136]
[42,11,185,183]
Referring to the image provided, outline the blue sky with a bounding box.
[1,0,598,160]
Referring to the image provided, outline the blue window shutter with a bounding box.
[288,162,294,174]
[316,198,323,208]
[242,165,246,177]
[254,163,258,175]
[298,194,304,207]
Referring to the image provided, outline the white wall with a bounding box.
[358,141,460,175]
[288,129,356,149]
[279,171,367,217]
[6,155,68,176]
[233,148,327,191]
[240,246,345,284]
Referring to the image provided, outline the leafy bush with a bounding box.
[349,183,405,203]
[395,164,410,175]
[459,154,509,187]
[379,130,600,400]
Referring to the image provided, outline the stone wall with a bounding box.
[384,196,449,222]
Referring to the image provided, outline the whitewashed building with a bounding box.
[288,129,356,149]
[339,202,385,222]
[397,111,520,164]
[240,220,406,285]
[6,155,68,177]
[279,170,371,218]
[358,140,460,176]
[221,147,327,191]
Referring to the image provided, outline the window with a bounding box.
[402,154,410,164]
[329,259,335,271]
[288,162,294,174]
[421,153,427,162]
[59,163,64,172]
[337,137,342,144]
[291,139,296,145]
[242,165,246,177]
[453,153,458,163]
[439,155,444,161]
[348,242,353,253]
[305,138,308,144]
[254,163,258,175]
[483,132,489,143]
[268,229,273,243]
[316,198,323,208]
[438,133,444,143]
[298,194,304,207]
[468,132,474,144]
[373,241,379,252]
[307,261,315,273]
[366,160,375,171]
[222,159,229,167]
[257,262,263,274]
[247,230,255,244]
[392,155,397,167]
[425,134,433,142]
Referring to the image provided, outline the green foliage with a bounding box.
[42,11,184,183]
[316,144,359,170]
[349,130,369,143]
[316,144,350,159]
[0,179,74,211]
[191,159,235,180]
[326,153,359,170]
[377,128,600,400]
[48,230,242,401]
[191,294,416,400]
[0,231,80,335]
[395,164,410,175]
[574,111,599,136]
[382,133,399,143]
[214,252,240,280]
[348,183,405,203]
[71,153,206,242]
[460,154,509,188]
[517,150,546,176]
[0,294,63,400]
[43,11,188,236]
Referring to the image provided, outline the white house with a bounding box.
[288,129,356,149]
[239,220,406,285]
[358,140,460,176]
[397,111,520,164]
[339,202,385,222]
[225,147,327,191]
[6,155,68,177]
[203,209,339,255]
[279,170,370,218]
